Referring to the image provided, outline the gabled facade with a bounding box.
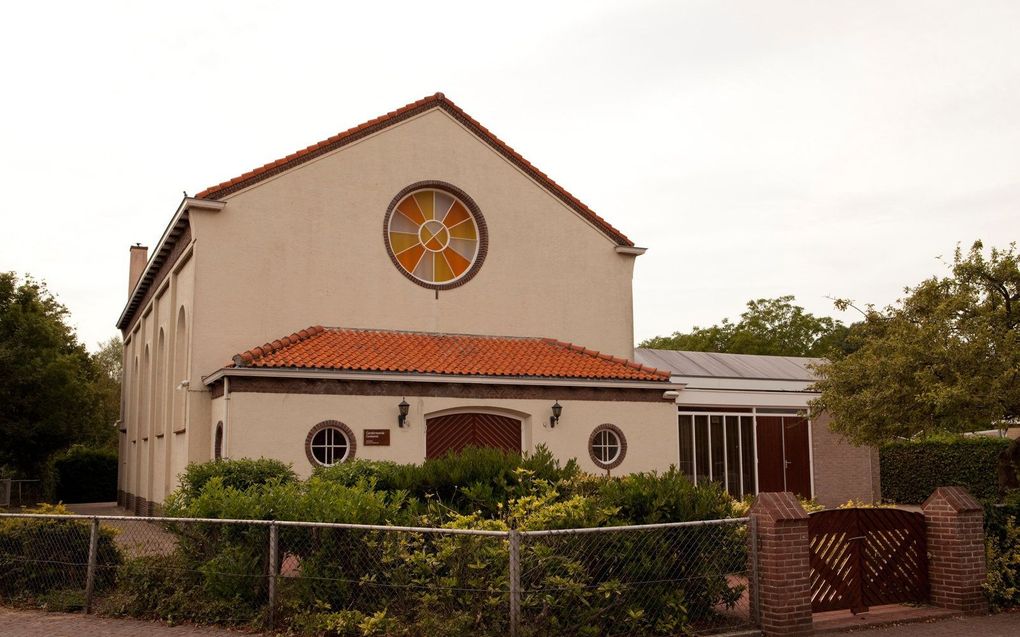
[116,94,677,513]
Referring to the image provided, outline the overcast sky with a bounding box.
[2,1,1018,351]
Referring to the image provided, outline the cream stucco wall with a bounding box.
[119,248,198,507]
[219,391,678,478]
[186,108,638,387]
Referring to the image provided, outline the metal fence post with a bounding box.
[268,522,279,627]
[749,515,761,625]
[84,517,99,614]
[508,529,521,637]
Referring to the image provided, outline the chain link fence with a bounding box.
[0,512,756,636]
[0,479,42,508]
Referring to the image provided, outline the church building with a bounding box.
[116,93,878,514]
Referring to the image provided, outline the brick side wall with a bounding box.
[750,492,814,636]
[922,487,988,614]
[811,413,880,507]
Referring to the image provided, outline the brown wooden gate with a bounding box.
[808,508,928,613]
[425,413,522,459]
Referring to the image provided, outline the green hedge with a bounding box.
[175,457,297,503]
[45,446,118,503]
[0,506,121,602]
[880,436,1010,504]
[136,454,743,635]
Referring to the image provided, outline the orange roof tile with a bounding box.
[195,92,634,246]
[230,327,670,382]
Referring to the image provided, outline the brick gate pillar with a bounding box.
[922,486,988,614]
[749,492,814,636]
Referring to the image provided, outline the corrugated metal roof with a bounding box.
[634,348,822,381]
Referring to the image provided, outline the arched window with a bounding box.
[131,355,139,438]
[214,422,224,461]
[155,328,165,435]
[172,307,188,430]
[142,345,150,437]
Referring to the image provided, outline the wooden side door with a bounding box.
[755,416,786,492]
[782,417,812,499]
[425,413,522,459]
[755,415,812,498]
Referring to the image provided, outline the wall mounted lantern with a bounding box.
[549,400,563,428]
[398,398,410,428]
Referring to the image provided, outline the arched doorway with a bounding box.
[425,412,522,459]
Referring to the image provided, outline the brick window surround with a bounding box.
[305,420,357,467]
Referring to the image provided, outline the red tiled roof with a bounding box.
[195,93,633,246]
[229,326,670,382]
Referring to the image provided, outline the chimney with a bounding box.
[129,244,148,295]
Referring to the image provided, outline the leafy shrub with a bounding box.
[595,468,735,524]
[43,445,118,503]
[174,457,297,505]
[281,474,744,636]
[985,511,1020,610]
[880,436,1009,503]
[139,451,746,635]
[148,475,411,626]
[166,474,409,524]
[316,445,580,517]
[100,554,261,625]
[0,503,121,600]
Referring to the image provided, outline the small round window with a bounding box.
[384,182,487,289]
[305,421,357,467]
[589,424,627,470]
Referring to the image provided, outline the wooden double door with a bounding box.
[755,416,812,498]
[425,412,522,459]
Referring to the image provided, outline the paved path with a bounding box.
[845,612,1019,635]
[66,502,177,557]
[1,606,1016,636]
[0,608,264,636]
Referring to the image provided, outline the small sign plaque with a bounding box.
[364,429,391,446]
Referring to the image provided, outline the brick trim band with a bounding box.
[214,376,667,403]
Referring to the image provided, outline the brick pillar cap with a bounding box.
[922,486,982,513]
[750,491,809,521]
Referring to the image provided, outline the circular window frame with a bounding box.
[305,420,357,467]
[588,424,627,470]
[383,181,489,290]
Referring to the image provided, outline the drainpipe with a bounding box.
[223,376,230,457]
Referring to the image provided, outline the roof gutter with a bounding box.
[203,366,680,391]
[614,246,647,256]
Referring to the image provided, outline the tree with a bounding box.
[91,336,123,443]
[811,241,1020,445]
[0,272,117,476]
[640,295,848,357]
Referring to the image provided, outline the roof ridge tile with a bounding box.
[233,325,324,367]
